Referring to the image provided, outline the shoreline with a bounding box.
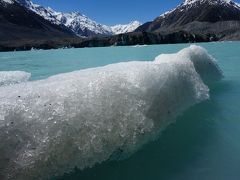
[0,31,221,52]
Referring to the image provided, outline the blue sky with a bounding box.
[32,0,240,25]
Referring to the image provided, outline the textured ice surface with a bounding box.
[0,46,223,179]
[154,45,223,84]
[0,71,31,87]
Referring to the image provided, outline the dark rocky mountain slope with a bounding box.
[0,0,77,49]
[136,0,240,40]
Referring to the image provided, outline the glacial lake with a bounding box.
[0,42,240,180]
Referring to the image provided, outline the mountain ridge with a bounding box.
[1,0,240,51]
[15,0,141,37]
[136,0,240,34]
[0,0,75,41]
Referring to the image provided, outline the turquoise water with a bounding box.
[0,44,200,80]
[0,42,240,180]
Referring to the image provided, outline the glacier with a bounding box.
[0,46,223,179]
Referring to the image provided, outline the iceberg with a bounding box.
[0,45,223,179]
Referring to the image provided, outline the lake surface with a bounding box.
[0,42,240,180]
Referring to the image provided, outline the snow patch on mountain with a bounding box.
[184,0,231,5]
[19,1,62,24]
[0,0,14,4]
[159,0,240,18]
[182,0,240,12]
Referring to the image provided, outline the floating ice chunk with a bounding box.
[0,71,31,86]
[154,45,223,84]
[0,46,222,179]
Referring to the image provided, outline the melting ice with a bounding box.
[0,45,223,179]
[0,71,31,86]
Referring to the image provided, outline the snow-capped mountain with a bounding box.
[136,0,240,32]
[14,0,140,37]
[111,21,142,34]
[16,0,62,25]
[15,0,111,37]
[51,11,114,37]
[178,0,240,14]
